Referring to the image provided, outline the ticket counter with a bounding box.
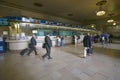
[6,36,73,50]
[6,40,29,50]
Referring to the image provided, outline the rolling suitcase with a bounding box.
[20,48,29,56]
[87,47,93,54]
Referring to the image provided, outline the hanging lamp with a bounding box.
[96,0,107,16]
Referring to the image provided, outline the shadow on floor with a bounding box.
[93,46,120,59]
[60,44,120,59]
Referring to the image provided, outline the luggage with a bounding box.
[28,43,32,48]
[87,47,93,54]
[42,43,46,48]
[20,48,29,56]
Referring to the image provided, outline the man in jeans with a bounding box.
[83,33,92,58]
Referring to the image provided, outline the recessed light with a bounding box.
[67,14,73,16]
[34,2,43,7]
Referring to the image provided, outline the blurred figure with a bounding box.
[108,34,113,43]
[77,34,80,44]
[72,34,77,45]
[83,33,92,58]
[27,34,38,56]
[80,34,84,43]
[61,36,64,47]
[57,36,61,47]
[91,34,95,44]
[94,34,100,43]
[100,32,108,47]
[42,33,52,60]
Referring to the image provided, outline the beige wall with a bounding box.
[106,25,120,37]
[0,26,9,36]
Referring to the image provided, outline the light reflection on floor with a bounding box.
[0,43,120,80]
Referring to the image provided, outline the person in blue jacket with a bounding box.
[27,34,38,56]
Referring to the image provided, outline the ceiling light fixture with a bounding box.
[91,24,95,28]
[96,11,106,16]
[107,19,114,23]
[113,22,116,25]
[107,13,114,23]
[34,2,43,7]
[96,0,107,16]
[67,14,73,16]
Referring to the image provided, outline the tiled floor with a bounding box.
[0,43,120,80]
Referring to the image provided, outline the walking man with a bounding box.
[83,33,92,58]
[27,34,38,56]
[42,33,52,60]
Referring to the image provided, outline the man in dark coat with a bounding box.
[27,34,38,56]
[42,33,52,60]
[83,33,92,58]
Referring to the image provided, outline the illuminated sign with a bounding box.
[0,18,9,26]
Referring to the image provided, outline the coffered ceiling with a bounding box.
[0,0,120,30]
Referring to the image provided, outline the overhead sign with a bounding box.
[0,18,9,26]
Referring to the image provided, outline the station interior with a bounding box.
[0,0,120,80]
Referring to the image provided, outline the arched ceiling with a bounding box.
[0,0,120,31]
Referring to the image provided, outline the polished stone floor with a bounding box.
[0,43,120,80]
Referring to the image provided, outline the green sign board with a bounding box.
[0,18,9,26]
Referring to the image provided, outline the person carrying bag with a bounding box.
[42,43,46,48]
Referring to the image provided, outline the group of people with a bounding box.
[72,34,85,44]
[91,33,113,44]
[57,36,64,47]
[26,32,93,59]
[26,32,100,59]
[27,33,52,60]
[26,33,66,60]
[82,32,114,57]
